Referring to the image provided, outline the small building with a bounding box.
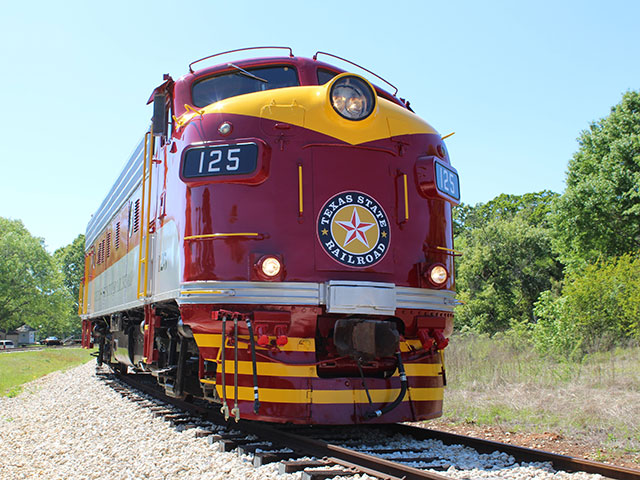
[6,325,37,346]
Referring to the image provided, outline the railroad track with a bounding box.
[99,368,640,480]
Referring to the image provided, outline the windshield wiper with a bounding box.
[227,63,268,83]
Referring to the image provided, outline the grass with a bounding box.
[0,348,94,397]
[440,333,640,460]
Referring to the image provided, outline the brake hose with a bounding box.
[246,317,261,414]
[366,352,407,419]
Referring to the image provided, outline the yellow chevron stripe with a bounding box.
[178,81,438,146]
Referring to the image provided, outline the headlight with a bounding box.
[330,76,375,120]
[260,256,281,277]
[427,264,448,287]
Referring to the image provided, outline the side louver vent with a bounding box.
[134,199,141,233]
[115,222,120,250]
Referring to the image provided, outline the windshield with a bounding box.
[192,65,299,107]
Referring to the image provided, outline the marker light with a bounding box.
[260,256,282,277]
[218,121,233,135]
[330,76,375,120]
[427,264,448,287]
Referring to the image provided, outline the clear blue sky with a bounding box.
[0,0,638,251]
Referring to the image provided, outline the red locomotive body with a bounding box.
[80,48,460,424]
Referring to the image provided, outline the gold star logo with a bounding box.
[321,228,328,235]
[381,231,387,238]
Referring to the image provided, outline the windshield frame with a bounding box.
[191,63,301,108]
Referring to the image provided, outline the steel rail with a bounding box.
[389,424,640,480]
[109,371,453,480]
[238,421,453,480]
[106,370,640,480]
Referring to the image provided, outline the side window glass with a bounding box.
[317,68,401,106]
[317,69,339,85]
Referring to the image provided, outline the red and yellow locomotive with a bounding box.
[80,47,460,424]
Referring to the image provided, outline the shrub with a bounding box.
[532,253,640,357]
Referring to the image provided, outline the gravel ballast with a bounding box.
[0,363,306,480]
[0,362,607,480]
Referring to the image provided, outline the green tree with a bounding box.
[455,215,562,334]
[0,218,70,338]
[454,190,559,236]
[552,90,640,268]
[54,234,85,313]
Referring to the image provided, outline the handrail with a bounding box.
[77,280,84,316]
[81,253,91,315]
[298,163,304,217]
[184,232,262,241]
[137,131,154,298]
[189,46,294,73]
[312,51,398,96]
[402,173,409,222]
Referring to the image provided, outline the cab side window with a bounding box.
[317,68,339,85]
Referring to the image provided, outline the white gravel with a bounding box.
[0,362,301,480]
[0,362,609,480]
[349,434,606,480]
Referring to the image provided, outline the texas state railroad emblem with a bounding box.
[317,191,390,268]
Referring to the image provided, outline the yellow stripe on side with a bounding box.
[403,363,442,377]
[206,360,317,377]
[216,386,311,403]
[213,386,443,404]
[178,84,438,146]
[196,334,430,359]
[205,360,441,378]
[194,333,315,352]
[312,387,443,404]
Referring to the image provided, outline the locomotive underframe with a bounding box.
[87,296,451,424]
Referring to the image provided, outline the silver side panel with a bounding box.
[89,247,142,317]
[85,136,146,248]
[153,221,181,297]
[178,281,323,306]
[178,280,456,314]
[395,286,457,312]
[84,222,182,319]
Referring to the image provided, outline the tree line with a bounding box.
[0,220,84,340]
[455,90,640,357]
[1,91,638,352]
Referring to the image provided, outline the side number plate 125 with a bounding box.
[434,159,460,201]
